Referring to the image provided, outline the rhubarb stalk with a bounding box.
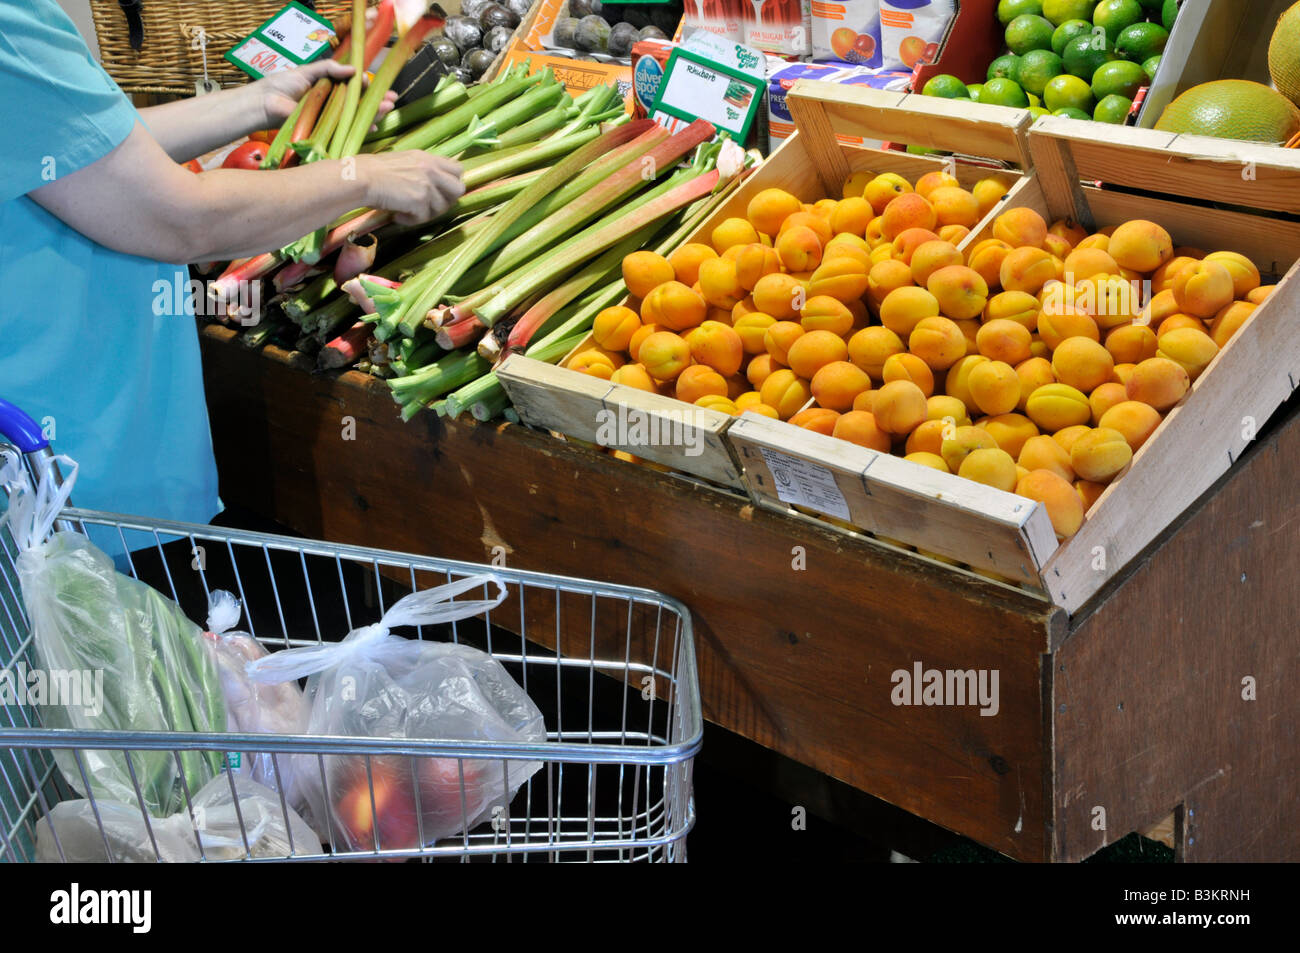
[319,321,371,369]
[334,232,378,284]
[365,79,469,141]
[328,0,368,159]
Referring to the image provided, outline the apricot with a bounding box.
[743,402,780,419]
[779,211,833,246]
[569,349,617,379]
[621,251,675,300]
[1156,327,1218,381]
[910,240,963,286]
[910,451,954,474]
[1076,233,1110,252]
[968,239,1013,290]
[928,187,981,229]
[1016,470,1085,539]
[983,290,1040,332]
[746,188,803,237]
[1074,479,1104,511]
[642,280,707,332]
[734,390,765,410]
[1043,233,1073,261]
[962,360,1016,416]
[673,364,728,404]
[881,193,937,242]
[1070,427,1132,483]
[628,323,662,363]
[882,352,936,397]
[909,316,967,371]
[1049,219,1089,247]
[872,380,929,435]
[712,217,760,255]
[914,170,959,199]
[1173,260,1235,319]
[939,225,972,245]
[812,199,840,219]
[1088,381,1127,423]
[879,286,940,338]
[1107,219,1173,273]
[1000,247,1057,295]
[848,326,905,379]
[1051,424,1091,455]
[763,320,806,366]
[1014,357,1056,411]
[863,172,912,213]
[1125,357,1190,411]
[1209,300,1257,348]
[975,318,1032,365]
[1203,251,1261,299]
[906,419,948,455]
[940,425,999,473]
[592,305,642,353]
[1098,400,1162,453]
[979,413,1040,459]
[726,245,777,293]
[752,273,804,319]
[1082,275,1144,331]
[944,355,989,415]
[810,360,872,412]
[868,256,909,308]
[1026,382,1091,432]
[833,411,892,452]
[1061,247,1119,284]
[891,227,942,264]
[846,298,869,327]
[1247,285,1276,304]
[786,330,848,380]
[760,369,813,420]
[789,407,841,435]
[772,226,819,274]
[1051,337,1114,393]
[1156,313,1204,339]
[1102,325,1155,366]
[695,394,740,415]
[992,206,1048,249]
[732,313,776,356]
[928,395,971,428]
[1037,306,1099,351]
[794,296,850,337]
[808,257,870,303]
[972,178,1010,217]
[958,448,1018,492]
[732,295,761,322]
[638,331,692,382]
[746,354,779,391]
[684,320,744,377]
[828,196,874,237]
[865,216,888,248]
[1151,256,1197,295]
[929,265,989,321]
[666,243,716,288]
[853,390,876,413]
[1019,434,1074,483]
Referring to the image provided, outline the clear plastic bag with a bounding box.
[34,775,320,862]
[200,590,311,806]
[246,574,546,852]
[0,452,225,817]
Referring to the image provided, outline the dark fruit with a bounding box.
[483,24,514,54]
[478,2,519,31]
[608,21,639,58]
[462,47,496,79]
[444,16,483,52]
[428,36,461,67]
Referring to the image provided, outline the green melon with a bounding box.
[1269,1,1300,107]
[1154,80,1300,143]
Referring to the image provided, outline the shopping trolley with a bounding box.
[0,399,701,862]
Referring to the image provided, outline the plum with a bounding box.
[503,0,533,19]
[608,21,639,58]
[444,16,483,52]
[638,24,667,41]
[483,24,514,54]
[478,2,519,31]
[575,15,611,52]
[428,35,461,67]
[462,47,497,79]
[553,16,579,48]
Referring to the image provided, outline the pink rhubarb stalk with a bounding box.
[319,321,372,369]
[342,274,401,313]
[210,254,278,304]
[334,233,378,284]
[436,315,486,350]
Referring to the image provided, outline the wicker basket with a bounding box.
[90,1,366,94]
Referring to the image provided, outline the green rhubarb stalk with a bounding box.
[472,101,576,154]
[365,79,470,141]
[526,279,628,355]
[328,0,368,158]
[475,169,720,327]
[450,169,548,216]
[427,115,498,159]
[470,385,510,422]
[293,82,347,164]
[460,127,602,189]
[388,120,662,339]
[391,350,491,421]
[457,80,567,150]
[262,94,309,170]
[388,67,539,153]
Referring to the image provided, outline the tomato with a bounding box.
[222,140,269,170]
[182,159,203,173]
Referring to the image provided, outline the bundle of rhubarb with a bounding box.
[216,58,754,422]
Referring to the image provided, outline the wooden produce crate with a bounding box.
[498,82,1035,492]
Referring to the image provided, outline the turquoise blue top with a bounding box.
[0,0,220,545]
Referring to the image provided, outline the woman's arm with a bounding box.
[139,60,377,162]
[27,121,462,263]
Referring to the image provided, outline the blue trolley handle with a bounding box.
[0,398,48,453]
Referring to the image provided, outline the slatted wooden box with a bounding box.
[498,84,1035,490]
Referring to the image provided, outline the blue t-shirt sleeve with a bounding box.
[0,0,137,204]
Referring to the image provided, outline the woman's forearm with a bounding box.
[139,85,270,162]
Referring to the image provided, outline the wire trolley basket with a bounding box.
[0,408,701,863]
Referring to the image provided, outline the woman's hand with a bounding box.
[257,61,398,128]
[356,152,466,225]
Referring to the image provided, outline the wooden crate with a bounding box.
[499,83,1034,491]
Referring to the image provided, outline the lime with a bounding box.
[983,77,1032,107]
[1044,73,1096,112]
[1042,0,1097,26]
[1029,105,1052,118]
[1018,48,1066,96]
[1028,92,1042,107]
[1141,54,1161,81]
[1093,0,1144,44]
[998,0,1043,24]
[1063,32,1118,78]
[988,53,1023,83]
[1116,22,1168,63]
[968,83,987,102]
[1006,14,1056,54]
[1094,93,1133,122]
[1053,106,1094,119]
[1162,0,1178,31]
[923,74,970,98]
[1053,18,1094,55]
[1092,59,1147,99]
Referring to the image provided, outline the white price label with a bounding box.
[263,8,335,59]
[759,448,852,522]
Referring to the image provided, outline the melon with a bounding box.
[1270,1,1300,107]
[1154,80,1300,143]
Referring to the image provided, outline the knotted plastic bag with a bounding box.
[34,775,320,862]
[246,574,546,852]
[0,451,225,817]
[200,590,311,806]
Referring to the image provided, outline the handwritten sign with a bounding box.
[650,48,764,140]
[225,2,335,80]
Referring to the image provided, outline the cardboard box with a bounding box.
[767,61,909,149]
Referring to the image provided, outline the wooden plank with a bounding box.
[1051,392,1300,862]
[1024,132,1095,230]
[786,81,1034,167]
[1044,259,1300,614]
[200,325,1064,861]
[496,355,745,488]
[726,413,1057,587]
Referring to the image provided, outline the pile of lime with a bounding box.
[919,0,1179,125]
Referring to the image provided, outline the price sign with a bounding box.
[225,2,336,80]
[650,48,765,141]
